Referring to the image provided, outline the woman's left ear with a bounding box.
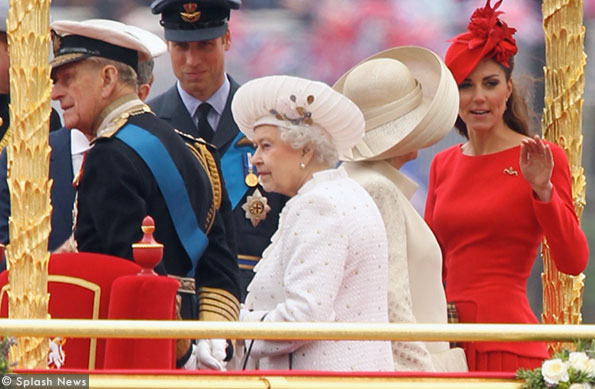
[301,146,314,165]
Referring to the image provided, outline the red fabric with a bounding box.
[466,346,544,371]
[103,274,179,369]
[0,252,141,369]
[424,143,588,369]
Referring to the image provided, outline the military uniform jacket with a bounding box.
[148,76,288,299]
[75,100,241,303]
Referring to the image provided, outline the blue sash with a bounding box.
[221,131,254,209]
[115,124,208,277]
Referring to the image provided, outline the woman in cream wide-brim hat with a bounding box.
[231,75,394,371]
[335,45,467,372]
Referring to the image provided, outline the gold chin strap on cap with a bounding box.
[198,287,240,322]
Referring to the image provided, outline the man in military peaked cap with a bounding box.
[151,0,240,41]
[149,0,289,302]
[50,19,241,370]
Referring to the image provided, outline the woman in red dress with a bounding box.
[424,0,589,372]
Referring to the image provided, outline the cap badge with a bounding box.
[181,3,201,23]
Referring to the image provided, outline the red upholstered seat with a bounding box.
[103,274,179,369]
[0,252,141,369]
[0,217,180,370]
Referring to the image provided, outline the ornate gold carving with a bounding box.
[5,0,53,368]
[541,0,586,354]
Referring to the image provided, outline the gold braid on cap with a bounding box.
[198,287,240,322]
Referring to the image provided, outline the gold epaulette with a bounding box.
[198,287,240,322]
[174,128,208,145]
[175,129,222,234]
[94,104,152,141]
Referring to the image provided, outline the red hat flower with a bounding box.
[445,0,518,85]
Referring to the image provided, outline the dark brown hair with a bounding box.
[454,56,533,139]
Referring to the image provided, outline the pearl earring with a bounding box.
[300,162,306,169]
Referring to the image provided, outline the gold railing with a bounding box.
[1,319,594,389]
[0,319,594,342]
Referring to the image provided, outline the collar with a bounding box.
[297,167,348,196]
[177,75,230,118]
[93,94,150,140]
[70,129,91,155]
[343,160,418,200]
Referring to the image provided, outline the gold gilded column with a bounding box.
[541,0,586,354]
[5,0,52,368]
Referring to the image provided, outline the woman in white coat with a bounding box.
[334,46,467,372]
[231,75,393,371]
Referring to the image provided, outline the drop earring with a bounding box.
[300,161,306,169]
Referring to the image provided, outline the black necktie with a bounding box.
[196,103,214,142]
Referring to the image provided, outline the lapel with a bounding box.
[154,85,200,138]
[211,76,241,155]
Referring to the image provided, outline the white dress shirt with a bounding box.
[177,76,230,131]
[70,129,92,179]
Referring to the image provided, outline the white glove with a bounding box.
[181,344,198,370]
[195,339,228,371]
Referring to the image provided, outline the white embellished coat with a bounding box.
[343,160,467,372]
[242,167,394,371]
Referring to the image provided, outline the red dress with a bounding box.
[424,142,588,371]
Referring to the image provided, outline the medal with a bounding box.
[245,173,258,187]
[244,152,258,188]
[241,188,271,227]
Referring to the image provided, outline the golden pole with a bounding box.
[5,0,52,368]
[541,0,587,354]
[0,320,594,343]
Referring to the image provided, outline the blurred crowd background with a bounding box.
[49,0,595,322]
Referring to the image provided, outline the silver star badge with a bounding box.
[241,188,271,227]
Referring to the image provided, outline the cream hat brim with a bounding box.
[231,75,365,156]
[51,19,153,64]
[84,19,167,58]
[334,46,459,162]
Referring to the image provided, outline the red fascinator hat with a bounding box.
[445,0,518,85]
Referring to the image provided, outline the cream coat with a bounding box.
[343,160,467,372]
[242,167,394,371]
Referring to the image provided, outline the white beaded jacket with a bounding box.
[242,167,394,371]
